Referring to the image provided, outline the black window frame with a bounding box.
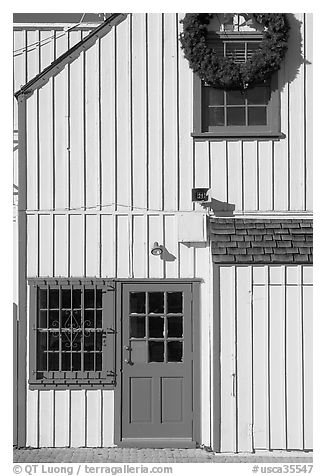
[28,278,116,390]
[192,32,282,138]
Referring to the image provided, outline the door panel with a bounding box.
[121,283,194,445]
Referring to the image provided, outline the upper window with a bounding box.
[29,279,116,389]
[193,33,280,137]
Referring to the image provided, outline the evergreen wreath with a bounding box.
[179,13,290,90]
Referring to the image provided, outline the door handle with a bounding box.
[124,358,133,365]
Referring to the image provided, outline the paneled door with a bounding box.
[120,283,195,447]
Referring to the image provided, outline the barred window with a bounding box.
[29,279,116,389]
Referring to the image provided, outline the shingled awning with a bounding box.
[210,218,313,264]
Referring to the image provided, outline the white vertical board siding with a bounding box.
[218,265,312,452]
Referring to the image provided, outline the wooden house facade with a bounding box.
[13,13,313,451]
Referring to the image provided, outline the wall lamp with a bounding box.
[151,242,163,256]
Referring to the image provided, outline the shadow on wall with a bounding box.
[278,13,310,92]
[201,198,236,217]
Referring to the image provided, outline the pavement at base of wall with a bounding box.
[13,447,313,464]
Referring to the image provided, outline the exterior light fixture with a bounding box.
[151,242,163,256]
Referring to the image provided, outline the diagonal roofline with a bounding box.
[14,13,127,99]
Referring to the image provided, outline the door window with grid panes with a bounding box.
[29,280,116,388]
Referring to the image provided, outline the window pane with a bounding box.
[49,310,60,328]
[227,107,246,125]
[248,107,267,125]
[205,86,224,105]
[39,289,47,309]
[62,352,71,371]
[84,353,94,371]
[72,289,81,309]
[246,86,269,105]
[72,352,81,371]
[130,316,146,338]
[39,310,47,328]
[96,310,102,328]
[130,340,147,363]
[71,331,82,351]
[72,309,82,328]
[148,315,164,338]
[130,292,145,313]
[84,289,95,308]
[49,289,59,309]
[167,341,183,362]
[84,331,95,351]
[226,90,245,105]
[37,332,47,370]
[96,353,102,371]
[96,290,102,308]
[148,292,164,313]
[48,352,59,371]
[61,309,71,328]
[168,316,183,338]
[62,289,71,309]
[148,341,164,362]
[207,107,224,127]
[49,331,59,351]
[167,292,183,313]
[84,310,95,328]
[96,332,102,351]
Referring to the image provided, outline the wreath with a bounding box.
[179,13,290,90]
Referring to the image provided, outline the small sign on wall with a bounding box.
[192,188,209,202]
[178,213,207,243]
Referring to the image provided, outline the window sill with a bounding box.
[191,131,285,139]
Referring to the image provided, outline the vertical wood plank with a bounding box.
[195,245,211,444]
[101,215,116,278]
[236,266,253,452]
[26,30,39,82]
[116,17,132,213]
[305,14,313,211]
[70,390,86,447]
[242,141,258,211]
[85,41,100,210]
[302,283,313,450]
[258,141,273,211]
[39,214,53,277]
[132,215,146,278]
[69,215,84,277]
[102,390,115,447]
[26,389,39,447]
[86,390,102,447]
[178,243,195,279]
[194,141,210,211]
[227,141,242,211]
[286,283,304,449]
[39,390,54,447]
[132,14,147,211]
[269,281,286,449]
[178,13,193,211]
[147,14,163,211]
[253,280,269,449]
[69,30,84,210]
[163,13,178,211]
[26,95,38,211]
[288,14,305,211]
[116,215,130,278]
[148,214,164,278]
[164,215,178,278]
[54,214,68,276]
[85,214,99,277]
[210,142,228,205]
[54,64,68,210]
[100,30,116,213]
[27,215,38,277]
[273,65,289,211]
[54,390,70,447]
[220,266,236,452]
